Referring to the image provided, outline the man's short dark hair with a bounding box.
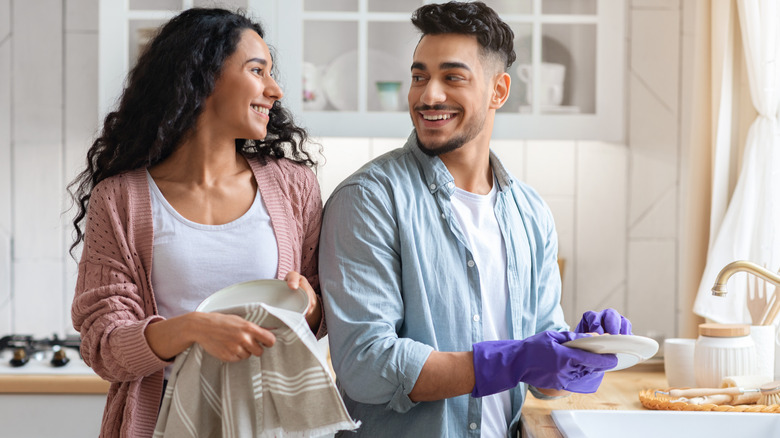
[411,1,516,71]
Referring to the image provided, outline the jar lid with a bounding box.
[698,323,750,337]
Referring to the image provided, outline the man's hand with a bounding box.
[575,309,632,335]
[471,331,617,398]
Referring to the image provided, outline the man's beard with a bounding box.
[414,105,487,157]
[417,134,469,156]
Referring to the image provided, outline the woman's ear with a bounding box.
[490,72,511,109]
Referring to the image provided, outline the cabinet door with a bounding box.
[271,0,624,141]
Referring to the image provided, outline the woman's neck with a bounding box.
[150,127,248,185]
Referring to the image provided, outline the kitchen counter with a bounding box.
[0,373,109,437]
[0,374,110,394]
[520,363,667,438]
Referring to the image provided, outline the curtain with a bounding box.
[693,0,780,323]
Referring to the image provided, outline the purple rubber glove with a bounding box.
[471,331,618,398]
[575,308,632,335]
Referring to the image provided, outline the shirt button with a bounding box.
[473,314,480,322]
[469,422,478,430]
[447,182,454,189]
[467,260,475,268]
[441,213,446,219]
[429,183,436,190]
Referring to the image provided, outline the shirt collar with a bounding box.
[405,130,514,195]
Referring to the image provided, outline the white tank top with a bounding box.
[146,170,279,321]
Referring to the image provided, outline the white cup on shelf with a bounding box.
[516,62,566,106]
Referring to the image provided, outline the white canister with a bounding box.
[694,323,757,388]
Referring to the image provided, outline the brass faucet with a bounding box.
[712,260,780,297]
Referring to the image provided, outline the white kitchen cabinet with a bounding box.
[272,0,625,141]
[99,0,624,141]
[0,394,105,437]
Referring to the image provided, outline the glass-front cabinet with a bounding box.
[99,0,624,140]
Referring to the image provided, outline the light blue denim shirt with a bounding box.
[320,132,568,437]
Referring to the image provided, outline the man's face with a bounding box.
[408,33,496,156]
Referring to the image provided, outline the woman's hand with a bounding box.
[191,312,275,362]
[284,271,322,333]
[145,312,276,362]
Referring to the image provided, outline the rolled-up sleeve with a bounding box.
[320,182,433,413]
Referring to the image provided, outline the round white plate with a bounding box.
[196,279,308,314]
[563,335,659,372]
[321,49,410,111]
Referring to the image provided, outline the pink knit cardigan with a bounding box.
[72,157,324,438]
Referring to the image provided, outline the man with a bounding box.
[319,2,631,436]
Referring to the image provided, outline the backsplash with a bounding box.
[0,0,690,340]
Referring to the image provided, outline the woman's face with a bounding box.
[202,29,283,141]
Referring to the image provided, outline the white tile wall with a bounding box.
[631,0,680,9]
[628,74,678,160]
[12,142,64,260]
[1,1,694,341]
[0,36,10,235]
[0,0,10,41]
[545,198,576,323]
[316,137,372,201]
[13,260,65,336]
[370,137,406,159]
[575,141,629,316]
[627,240,677,336]
[65,0,99,32]
[12,0,63,144]
[627,0,684,339]
[628,150,677,231]
[0,233,10,334]
[525,141,575,197]
[630,9,680,114]
[491,140,525,181]
[64,32,99,182]
[0,0,10,335]
[630,186,677,239]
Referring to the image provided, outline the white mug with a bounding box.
[664,338,697,388]
[516,62,566,106]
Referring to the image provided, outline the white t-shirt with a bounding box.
[147,170,278,322]
[450,179,511,437]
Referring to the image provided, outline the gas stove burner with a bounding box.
[0,334,83,368]
[51,347,70,367]
[10,348,29,367]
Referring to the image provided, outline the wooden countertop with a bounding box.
[0,374,110,394]
[520,363,667,438]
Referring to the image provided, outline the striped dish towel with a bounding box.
[153,303,359,437]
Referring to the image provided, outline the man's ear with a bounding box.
[490,71,511,109]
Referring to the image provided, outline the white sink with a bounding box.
[550,409,780,438]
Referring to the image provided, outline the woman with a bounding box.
[69,8,324,437]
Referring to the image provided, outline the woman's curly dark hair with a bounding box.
[411,1,516,71]
[68,8,317,256]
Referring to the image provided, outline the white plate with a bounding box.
[563,335,659,372]
[196,279,308,314]
[321,49,410,111]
